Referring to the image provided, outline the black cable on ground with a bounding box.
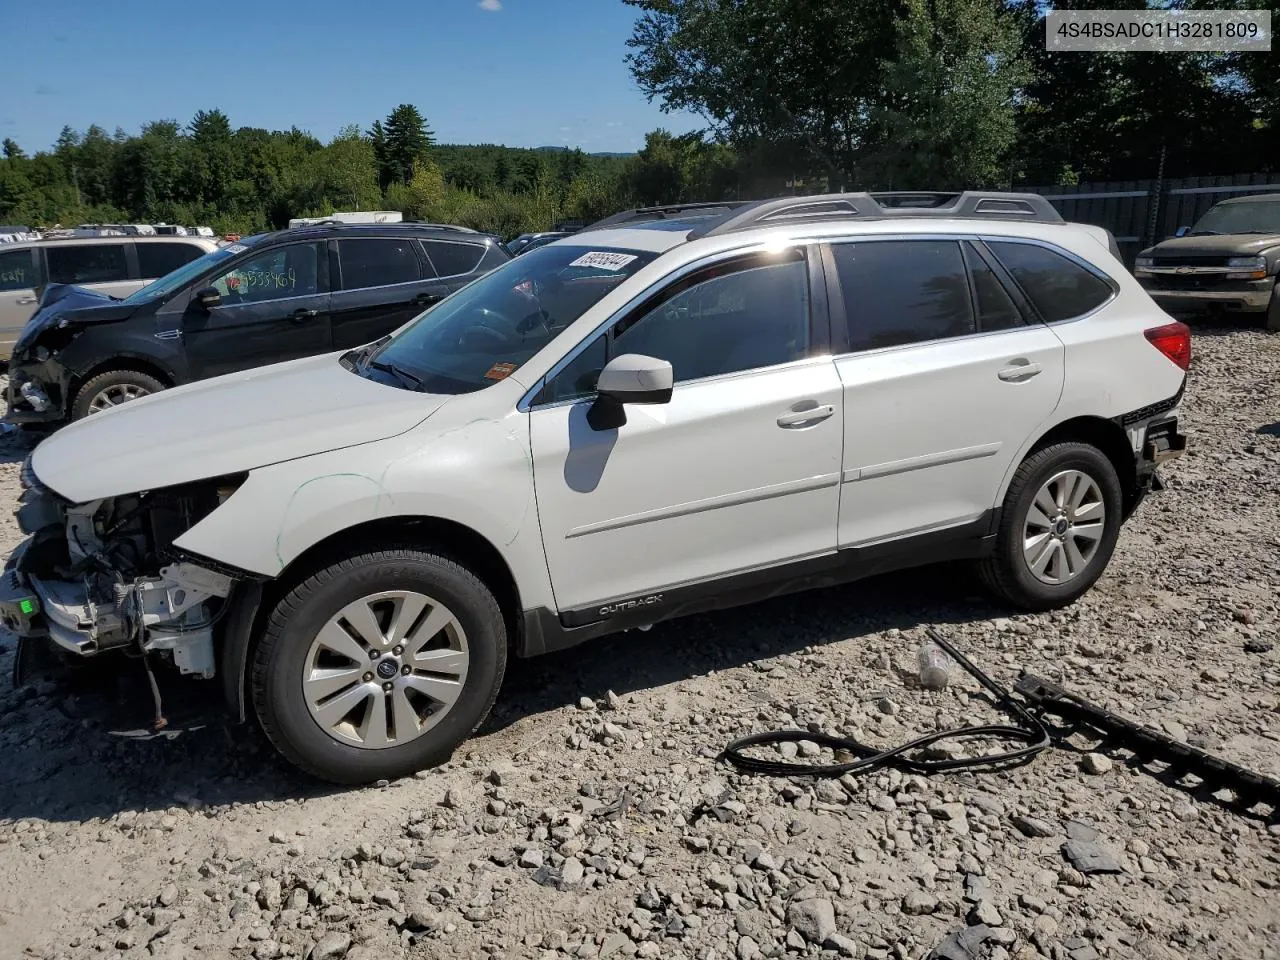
[721,628,1050,778]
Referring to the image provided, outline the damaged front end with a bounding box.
[0,454,248,688]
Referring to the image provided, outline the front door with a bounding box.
[330,237,450,350]
[0,246,40,359]
[825,238,1067,547]
[529,247,844,617]
[183,241,332,380]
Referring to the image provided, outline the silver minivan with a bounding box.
[0,235,219,360]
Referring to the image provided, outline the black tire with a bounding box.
[251,549,507,785]
[71,369,165,420]
[978,442,1123,612]
[1265,284,1280,332]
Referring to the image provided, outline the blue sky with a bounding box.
[2,0,705,154]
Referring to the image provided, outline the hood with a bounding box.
[1144,234,1280,259]
[13,284,140,354]
[31,351,450,502]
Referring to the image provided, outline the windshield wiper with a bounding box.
[367,359,425,391]
[1187,230,1220,236]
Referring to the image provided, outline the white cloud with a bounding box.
[478,0,502,10]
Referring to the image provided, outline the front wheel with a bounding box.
[251,549,507,784]
[72,369,165,420]
[1265,284,1280,332]
[978,442,1123,611]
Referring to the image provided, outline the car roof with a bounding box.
[2,235,218,250]
[258,222,501,245]
[1219,192,1280,205]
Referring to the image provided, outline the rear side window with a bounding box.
[137,242,205,279]
[339,238,423,289]
[963,242,1025,332]
[46,243,129,285]
[421,240,484,278]
[832,240,974,351]
[985,241,1113,322]
[0,249,34,291]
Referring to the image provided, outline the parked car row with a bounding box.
[3,222,510,425]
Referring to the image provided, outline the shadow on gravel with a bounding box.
[485,561,1004,736]
[0,563,1003,824]
[1258,421,1280,439]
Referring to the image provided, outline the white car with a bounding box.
[3,192,1190,784]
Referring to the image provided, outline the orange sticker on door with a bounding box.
[484,361,518,380]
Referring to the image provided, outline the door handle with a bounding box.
[415,292,443,306]
[291,308,319,322]
[998,359,1042,382]
[16,297,36,305]
[777,404,835,428]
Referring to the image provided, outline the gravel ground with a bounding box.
[0,325,1277,960]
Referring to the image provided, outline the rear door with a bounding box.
[182,241,332,380]
[827,237,1067,548]
[329,236,450,350]
[0,246,40,359]
[44,241,139,299]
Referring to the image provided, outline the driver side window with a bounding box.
[539,251,811,405]
[210,244,320,304]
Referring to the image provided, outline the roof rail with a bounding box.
[580,201,751,232]
[688,190,1064,239]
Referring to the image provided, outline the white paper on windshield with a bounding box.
[569,251,638,271]
[225,243,248,254]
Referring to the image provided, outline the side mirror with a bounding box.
[587,353,673,430]
[196,287,221,310]
[1174,226,1190,238]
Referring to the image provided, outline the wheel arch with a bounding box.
[1001,415,1138,514]
[70,354,175,402]
[221,515,524,723]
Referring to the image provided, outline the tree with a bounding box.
[2,138,24,161]
[625,0,898,184]
[859,0,1029,189]
[378,104,434,186]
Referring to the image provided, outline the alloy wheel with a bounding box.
[1021,469,1106,585]
[88,383,150,413]
[302,590,470,749]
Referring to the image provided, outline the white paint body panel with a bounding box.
[31,351,445,502]
[834,324,1066,546]
[529,358,844,610]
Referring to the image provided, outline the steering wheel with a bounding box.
[458,307,519,347]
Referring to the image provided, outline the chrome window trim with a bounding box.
[516,239,815,413]
[419,238,487,280]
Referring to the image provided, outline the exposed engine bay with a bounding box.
[1,455,246,681]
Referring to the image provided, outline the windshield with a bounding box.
[358,243,659,394]
[1189,200,1280,236]
[122,235,264,303]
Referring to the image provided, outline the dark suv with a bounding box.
[5,223,509,425]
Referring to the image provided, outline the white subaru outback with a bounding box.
[2,192,1189,784]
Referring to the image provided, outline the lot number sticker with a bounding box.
[569,251,638,271]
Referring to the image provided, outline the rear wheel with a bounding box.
[72,369,165,420]
[251,548,506,784]
[979,442,1123,611]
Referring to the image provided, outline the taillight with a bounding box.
[1144,321,1192,371]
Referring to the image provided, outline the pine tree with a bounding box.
[380,105,434,186]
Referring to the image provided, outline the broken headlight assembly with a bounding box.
[7,471,249,679]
